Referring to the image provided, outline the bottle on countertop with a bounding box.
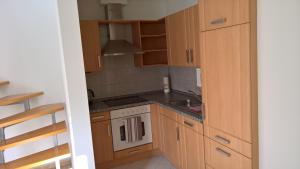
[163,76,170,94]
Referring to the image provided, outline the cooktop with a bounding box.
[102,96,148,107]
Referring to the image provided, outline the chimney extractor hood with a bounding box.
[102,3,143,57]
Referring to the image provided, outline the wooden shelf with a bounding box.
[0,121,67,151]
[0,92,44,106]
[144,49,167,53]
[0,103,65,128]
[1,144,70,169]
[0,81,9,86]
[141,33,166,38]
[133,18,168,67]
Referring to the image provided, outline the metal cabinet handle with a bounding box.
[190,49,194,63]
[176,127,180,141]
[210,18,227,25]
[184,121,194,127]
[92,116,104,121]
[215,135,231,144]
[186,49,190,63]
[128,149,142,154]
[98,55,101,68]
[107,124,111,137]
[202,103,206,120]
[216,147,231,157]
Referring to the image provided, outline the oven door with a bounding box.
[111,113,152,151]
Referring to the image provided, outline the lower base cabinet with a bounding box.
[161,115,182,169]
[159,106,205,169]
[91,120,114,165]
[181,125,205,169]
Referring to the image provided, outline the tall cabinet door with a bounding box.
[80,21,101,73]
[161,115,182,168]
[166,10,188,66]
[201,24,251,142]
[185,5,201,67]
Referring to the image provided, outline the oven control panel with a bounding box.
[110,105,150,119]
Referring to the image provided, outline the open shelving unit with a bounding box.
[132,18,168,67]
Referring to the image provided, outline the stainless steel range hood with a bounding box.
[102,4,143,56]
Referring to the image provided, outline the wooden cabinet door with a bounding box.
[201,24,251,142]
[166,10,189,67]
[181,125,205,169]
[150,104,160,150]
[91,120,114,164]
[200,0,249,31]
[185,5,201,67]
[161,115,182,168]
[80,21,101,72]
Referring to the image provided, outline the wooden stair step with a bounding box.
[0,92,44,106]
[1,143,70,169]
[0,121,67,151]
[0,103,65,128]
[0,81,9,86]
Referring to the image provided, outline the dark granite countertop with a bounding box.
[89,90,204,122]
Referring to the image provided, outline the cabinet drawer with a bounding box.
[91,111,110,122]
[205,137,251,169]
[114,143,153,159]
[204,126,252,158]
[200,0,250,31]
[178,115,203,134]
[159,106,178,121]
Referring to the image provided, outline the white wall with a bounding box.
[77,0,196,20]
[0,0,95,168]
[123,0,167,20]
[56,0,95,168]
[258,0,300,169]
[77,0,167,20]
[0,0,69,162]
[165,0,197,15]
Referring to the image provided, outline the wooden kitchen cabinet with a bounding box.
[161,115,182,169]
[201,24,252,142]
[166,10,188,67]
[204,137,252,169]
[80,21,101,73]
[91,120,114,165]
[159,106,205,169]
[199,0,250,31]
[181,123,205,169]
[166,5,201,67]
[185,5,201,67]
[150,104,160,150]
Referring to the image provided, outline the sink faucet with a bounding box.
[87,89,95,99]
[187,90,201,102]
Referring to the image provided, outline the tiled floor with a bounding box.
[112,155,176,169]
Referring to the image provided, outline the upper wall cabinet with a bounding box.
[166,5,201,67]
[200,0,250,31]
[80,21,101,73]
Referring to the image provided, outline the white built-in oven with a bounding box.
[110,105,152,151]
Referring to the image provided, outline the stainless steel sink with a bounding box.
[169,99,202,113]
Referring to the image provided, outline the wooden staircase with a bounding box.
[0,81,71,169]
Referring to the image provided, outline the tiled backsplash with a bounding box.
[86,54,201,99]
[169,66,201,95]
[86,54,169,98]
